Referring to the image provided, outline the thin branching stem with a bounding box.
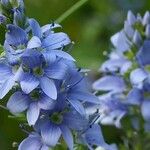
[56,0,89,23]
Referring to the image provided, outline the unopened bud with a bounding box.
[143,11,150,26]
[127,10,136,25]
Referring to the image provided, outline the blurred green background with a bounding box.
[0,0,150,149]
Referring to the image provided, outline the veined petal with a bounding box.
[84,124,105,146]
[7,91,30,114]
[42,32,71,50]
[6,24,28,46]
[28,18,42,38]
[27,36,41,49]
[20,73,39,94]
[42,51,56,64]
[67,99,85,116]
[4,41,24,65]
[45,61,68,80]
[21,49,43,68]
[0,77,15,99]
[40,77,57,100]
[60,125,73,150]
[64,113,88,130]
[0,63,12,81]
[27,102,40,126]
[18,137,42,150]
[41,145,49,150]
[38,96,55,110]
[52,50,75,61]
[41,122,61,147]
[68,91,99,104]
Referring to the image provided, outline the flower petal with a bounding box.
[45,61,68,80]
[7,92,30,114]
[130,68,148,87]
[41,122,61,147]
[6,24,28,46]
[84,124,105,146]
[4,41,24,65]
[137,40,150,66]
[111,31,130,52]
[28,18,42,38]
[93,76,126,93]
[68,91,99,104]
[18,137,42,150]
[60,125,73,150]
[40,77,57,100]
[64,113,88,130]
[20,73,39,94]
[52,50,75,61]
[38,96,55,110]
[21,49,43,69]
[0,63,12,82]
[101,58,131,74]
[127,88,143,105]
[27,36,41,49]
[42,32,71,50]
[42,51,56,64]
[67,99,85,116]
[0,77,15,99]
[41,23,61,34]
[27,102,40,126]
[41,145,49,150]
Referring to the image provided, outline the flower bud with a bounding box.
[145,24,150,38]
[142,11,150,26]
[133,30,142,47]
[127,10,136,25]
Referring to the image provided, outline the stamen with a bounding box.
[67,76,84,89]
[79,113,101,135]
[19,124,30,135]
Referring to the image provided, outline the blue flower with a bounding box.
[60,68,99,115]
[0,1,105,149]
[79,124,118,150]
[93,75,126,95]
[18,132,50,150]
[100,52,132,75]
[34,99,88,150]
[7,90,56,126]
[94,10,150,130]
[27,18,74,62]
[19,56,68,99]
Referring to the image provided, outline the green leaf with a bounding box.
[0,24,6,45]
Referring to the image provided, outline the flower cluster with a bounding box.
[93,11,150,130]
[0,0,113,150]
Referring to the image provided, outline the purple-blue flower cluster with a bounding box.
[93,11,150,130]
[0,0,117,150]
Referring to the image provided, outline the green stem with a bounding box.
[55,0,89,23]
[0,104,8,110]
